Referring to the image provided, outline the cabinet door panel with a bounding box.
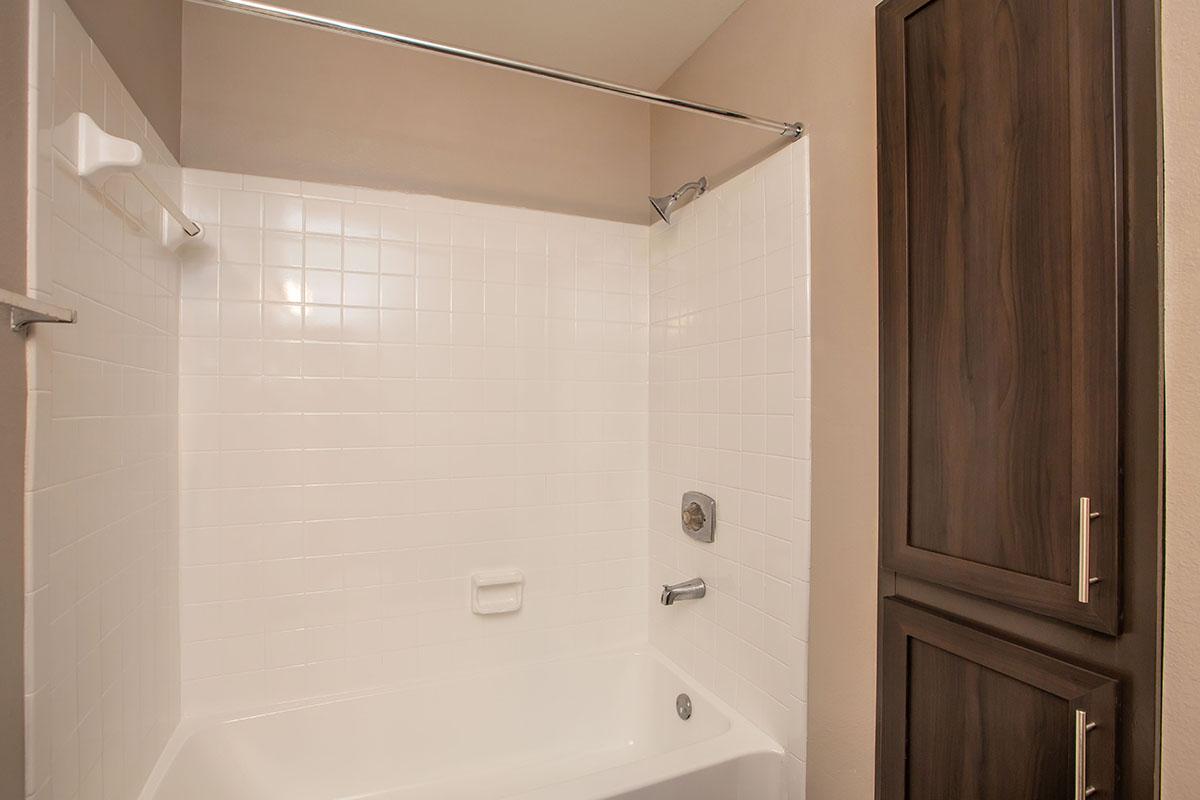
[878,0,1120,632]
[879,599,1117,800]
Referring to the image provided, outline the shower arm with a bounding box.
[186,0,806,140]
[671,180,707,201]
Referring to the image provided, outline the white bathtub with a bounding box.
[139,648,783,800]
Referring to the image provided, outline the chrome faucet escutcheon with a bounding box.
[661,577,706,605]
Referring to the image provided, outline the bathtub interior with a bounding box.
[145,650,770,800]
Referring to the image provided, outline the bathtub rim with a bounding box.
[138,644,785,800]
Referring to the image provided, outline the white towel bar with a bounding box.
[72,113,203,251]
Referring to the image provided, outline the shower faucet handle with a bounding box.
[680,491,716,543]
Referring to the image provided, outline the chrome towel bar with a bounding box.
[0,288,77,333]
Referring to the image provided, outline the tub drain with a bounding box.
[676,692,692,720]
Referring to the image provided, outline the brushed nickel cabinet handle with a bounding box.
[1075,708,1098,798]
[1078,497,1102,603]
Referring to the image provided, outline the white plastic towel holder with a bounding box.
[72,112,203,253]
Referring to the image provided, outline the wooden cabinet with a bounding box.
[878,0,1120,634]
[879,600,1117,800]
[875,0,1162,796]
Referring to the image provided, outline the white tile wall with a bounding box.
[178,170,651,712]
[24,1,182,798]
[647,142,811,797]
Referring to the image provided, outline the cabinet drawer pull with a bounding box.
[1078,497,1102,603]
[1075,708,1098,798]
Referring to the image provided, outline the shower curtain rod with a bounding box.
[186,0,806,139]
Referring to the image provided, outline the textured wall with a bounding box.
[181,3,651,224]
[25,2,182,797]
[177,169,650,712]
[647,142,811,795]
[650,1,880,796]
[650,0,804,199]
[1163,0,1200,793]
[64,0,182,156]
[0,1,28,795]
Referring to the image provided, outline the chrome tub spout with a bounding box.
[661,577,706,605]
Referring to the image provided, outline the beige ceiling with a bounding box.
[263,0,749,88]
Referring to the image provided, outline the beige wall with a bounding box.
[65,0,182,156]
[650,0,803,197]
[181,3,651,224]
[651,1,880,796]
[0,1,27,795]
[1162,0,1199,794]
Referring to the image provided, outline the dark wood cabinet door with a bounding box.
[877,0,1121,632]
[879,599,1118,800]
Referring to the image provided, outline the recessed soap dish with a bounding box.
[471,569,524,615]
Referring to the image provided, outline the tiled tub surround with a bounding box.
[19,7,813,791]
[647,143,811,795]
[24,1,183,798]
[178,171,650,711]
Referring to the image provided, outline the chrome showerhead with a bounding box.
[649,194,676,224]
[649,176,708,224]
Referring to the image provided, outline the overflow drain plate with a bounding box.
[676,692,693,720]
